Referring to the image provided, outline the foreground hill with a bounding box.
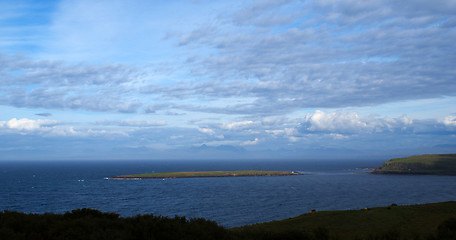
[1,202,456,239]
[109,170,301,179]
[372,154,456,175]
[233,201,456,240]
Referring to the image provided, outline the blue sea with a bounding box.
[1,159,456,228]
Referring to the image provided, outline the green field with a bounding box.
[372,154,456,175]
[110,170,301,179]
[232,201,456,239]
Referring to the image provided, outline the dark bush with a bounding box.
[436,217,456,240]
[0,209,230,240]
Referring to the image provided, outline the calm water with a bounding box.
[1,159,456,227]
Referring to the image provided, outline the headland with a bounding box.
[372,154,456,175]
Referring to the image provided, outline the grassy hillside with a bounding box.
[232,201,456,240]
[372,154,456,175]
[110,170,301,179]
[2,202,456,239]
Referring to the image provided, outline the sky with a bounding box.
[0,0,455,161]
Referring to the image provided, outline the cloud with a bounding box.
[299,110,414,135]
[35,112,52,117]
[0,54,144,113]
[170,135,184,140]
[198,128,215,135]
[153,0,456,115]
[96,119,166,127]
[197,127,224,140]
[178,26,218,46]
[143,103,171,114]
[443,115,456,127]
[1,0,455,121]
[0,118,58,131]
[190,111,452,150]
[0,118,130,138]
[302,111,367,134]
[241,138,259,146]
[231,0,299,27]
[222,120,255,130]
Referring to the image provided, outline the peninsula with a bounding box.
[109,170,302,179]
[372,154,456,175]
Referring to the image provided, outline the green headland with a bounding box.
[372,154,456,175]
[109,170,302,179]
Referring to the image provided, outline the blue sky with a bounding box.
[0,0,455,161]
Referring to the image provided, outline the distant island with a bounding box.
[109,170,303,179]
[372,154,456,175]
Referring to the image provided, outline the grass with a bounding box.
[111,170,301,179]
[2,202,456,239]
[232,201,456,239]
[373,154,456,175]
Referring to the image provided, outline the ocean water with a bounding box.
[1,159,456,228]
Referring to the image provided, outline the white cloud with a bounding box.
[0,118,84,137]
[241,138,259,146]
[0,118,129,138]
[265,128,296,137]
[300,110,413,134]
[443,115,456,126]
[198,127,225,140]
[287,136,301,142]
[0,118,57,131]
[222,120,255,130]
[303,111,367,133]
[330,133,349,140]
[49,126,78,137]
[265,129,285,136]
[198,128,215,135]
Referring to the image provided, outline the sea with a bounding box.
[1,159,456,228]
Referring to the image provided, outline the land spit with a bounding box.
[109,170,303,179]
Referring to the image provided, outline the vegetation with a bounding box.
[110,170,302,179]
[0,208,229,240]
[234,201,456,240]
[2,202,456,239]
[372,154,456,175]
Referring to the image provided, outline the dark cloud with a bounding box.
[143,103,172,114]
[35,112,52,117]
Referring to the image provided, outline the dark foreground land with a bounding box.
[109,170,302,179]
[2,202,456,240]
[372,154,456,175]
